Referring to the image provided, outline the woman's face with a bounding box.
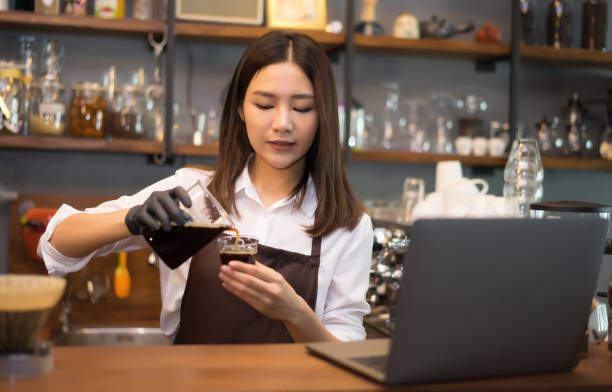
[241,61,319,173]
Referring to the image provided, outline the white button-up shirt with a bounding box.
[40,166,373,341]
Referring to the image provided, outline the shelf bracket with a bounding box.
[149,152,175,166]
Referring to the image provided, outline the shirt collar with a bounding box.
[234,164,317,218]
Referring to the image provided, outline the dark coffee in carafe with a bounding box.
[144,223,229,269]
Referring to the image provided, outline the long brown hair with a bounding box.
[208,31,363,237]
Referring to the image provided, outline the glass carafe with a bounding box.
[0,62,26,135]
[143,181,235,269]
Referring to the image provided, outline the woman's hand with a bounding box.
[218,261,307,324]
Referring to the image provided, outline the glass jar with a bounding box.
[69,82,107,138]
[133,0,153,20]
[34,0,60,14]
[109,85,145,139]
[29,76,66,136]
[0,62,26,135]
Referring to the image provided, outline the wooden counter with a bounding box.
[3,343,612,391]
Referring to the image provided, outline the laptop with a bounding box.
[307,218,608,385]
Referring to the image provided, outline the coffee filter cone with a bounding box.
[0,275,65,311]
[0,275,66,353]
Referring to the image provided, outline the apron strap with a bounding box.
[311,236,322,258]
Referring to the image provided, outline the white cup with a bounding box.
[455,136,472,156]
[411,192,444,221]
[488,137,506,157]
[435,160,463,193]
[472,137,488,156]
[443,178,489,217]
[470,195,520,217]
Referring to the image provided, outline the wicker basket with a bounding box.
[0,275,66,353]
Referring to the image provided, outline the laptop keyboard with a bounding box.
[348,355,389,373]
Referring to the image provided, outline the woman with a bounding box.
[40,31,373,344]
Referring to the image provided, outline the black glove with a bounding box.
[125,186,192,234]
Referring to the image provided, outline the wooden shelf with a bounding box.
[175,22,345,51]
[354,34,511,62]
[0,10,164,37]
[540,156,612,171]
[172,142,218,156]
[351,149,508,167]
[0,135,163,154]
[3,136,612,170]
[521,45,612,67]
[351,149,612,171]
[0,135,221,157]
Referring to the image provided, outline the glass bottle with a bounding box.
[503,138,544,217]
[547,0,573,49]
[109,85,145,139]
[69,82,107,138]
[355,0,383,36]
[581,0,607,51]
[19,36,37,136]
[28,75,66,136]
[520,0,537,45]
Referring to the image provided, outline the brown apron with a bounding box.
[173,235,321,344]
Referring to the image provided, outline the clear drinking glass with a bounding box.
[503,138,544,217]
[402,177,425,224]
[218,235,258,265]
[381,82,399,150]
